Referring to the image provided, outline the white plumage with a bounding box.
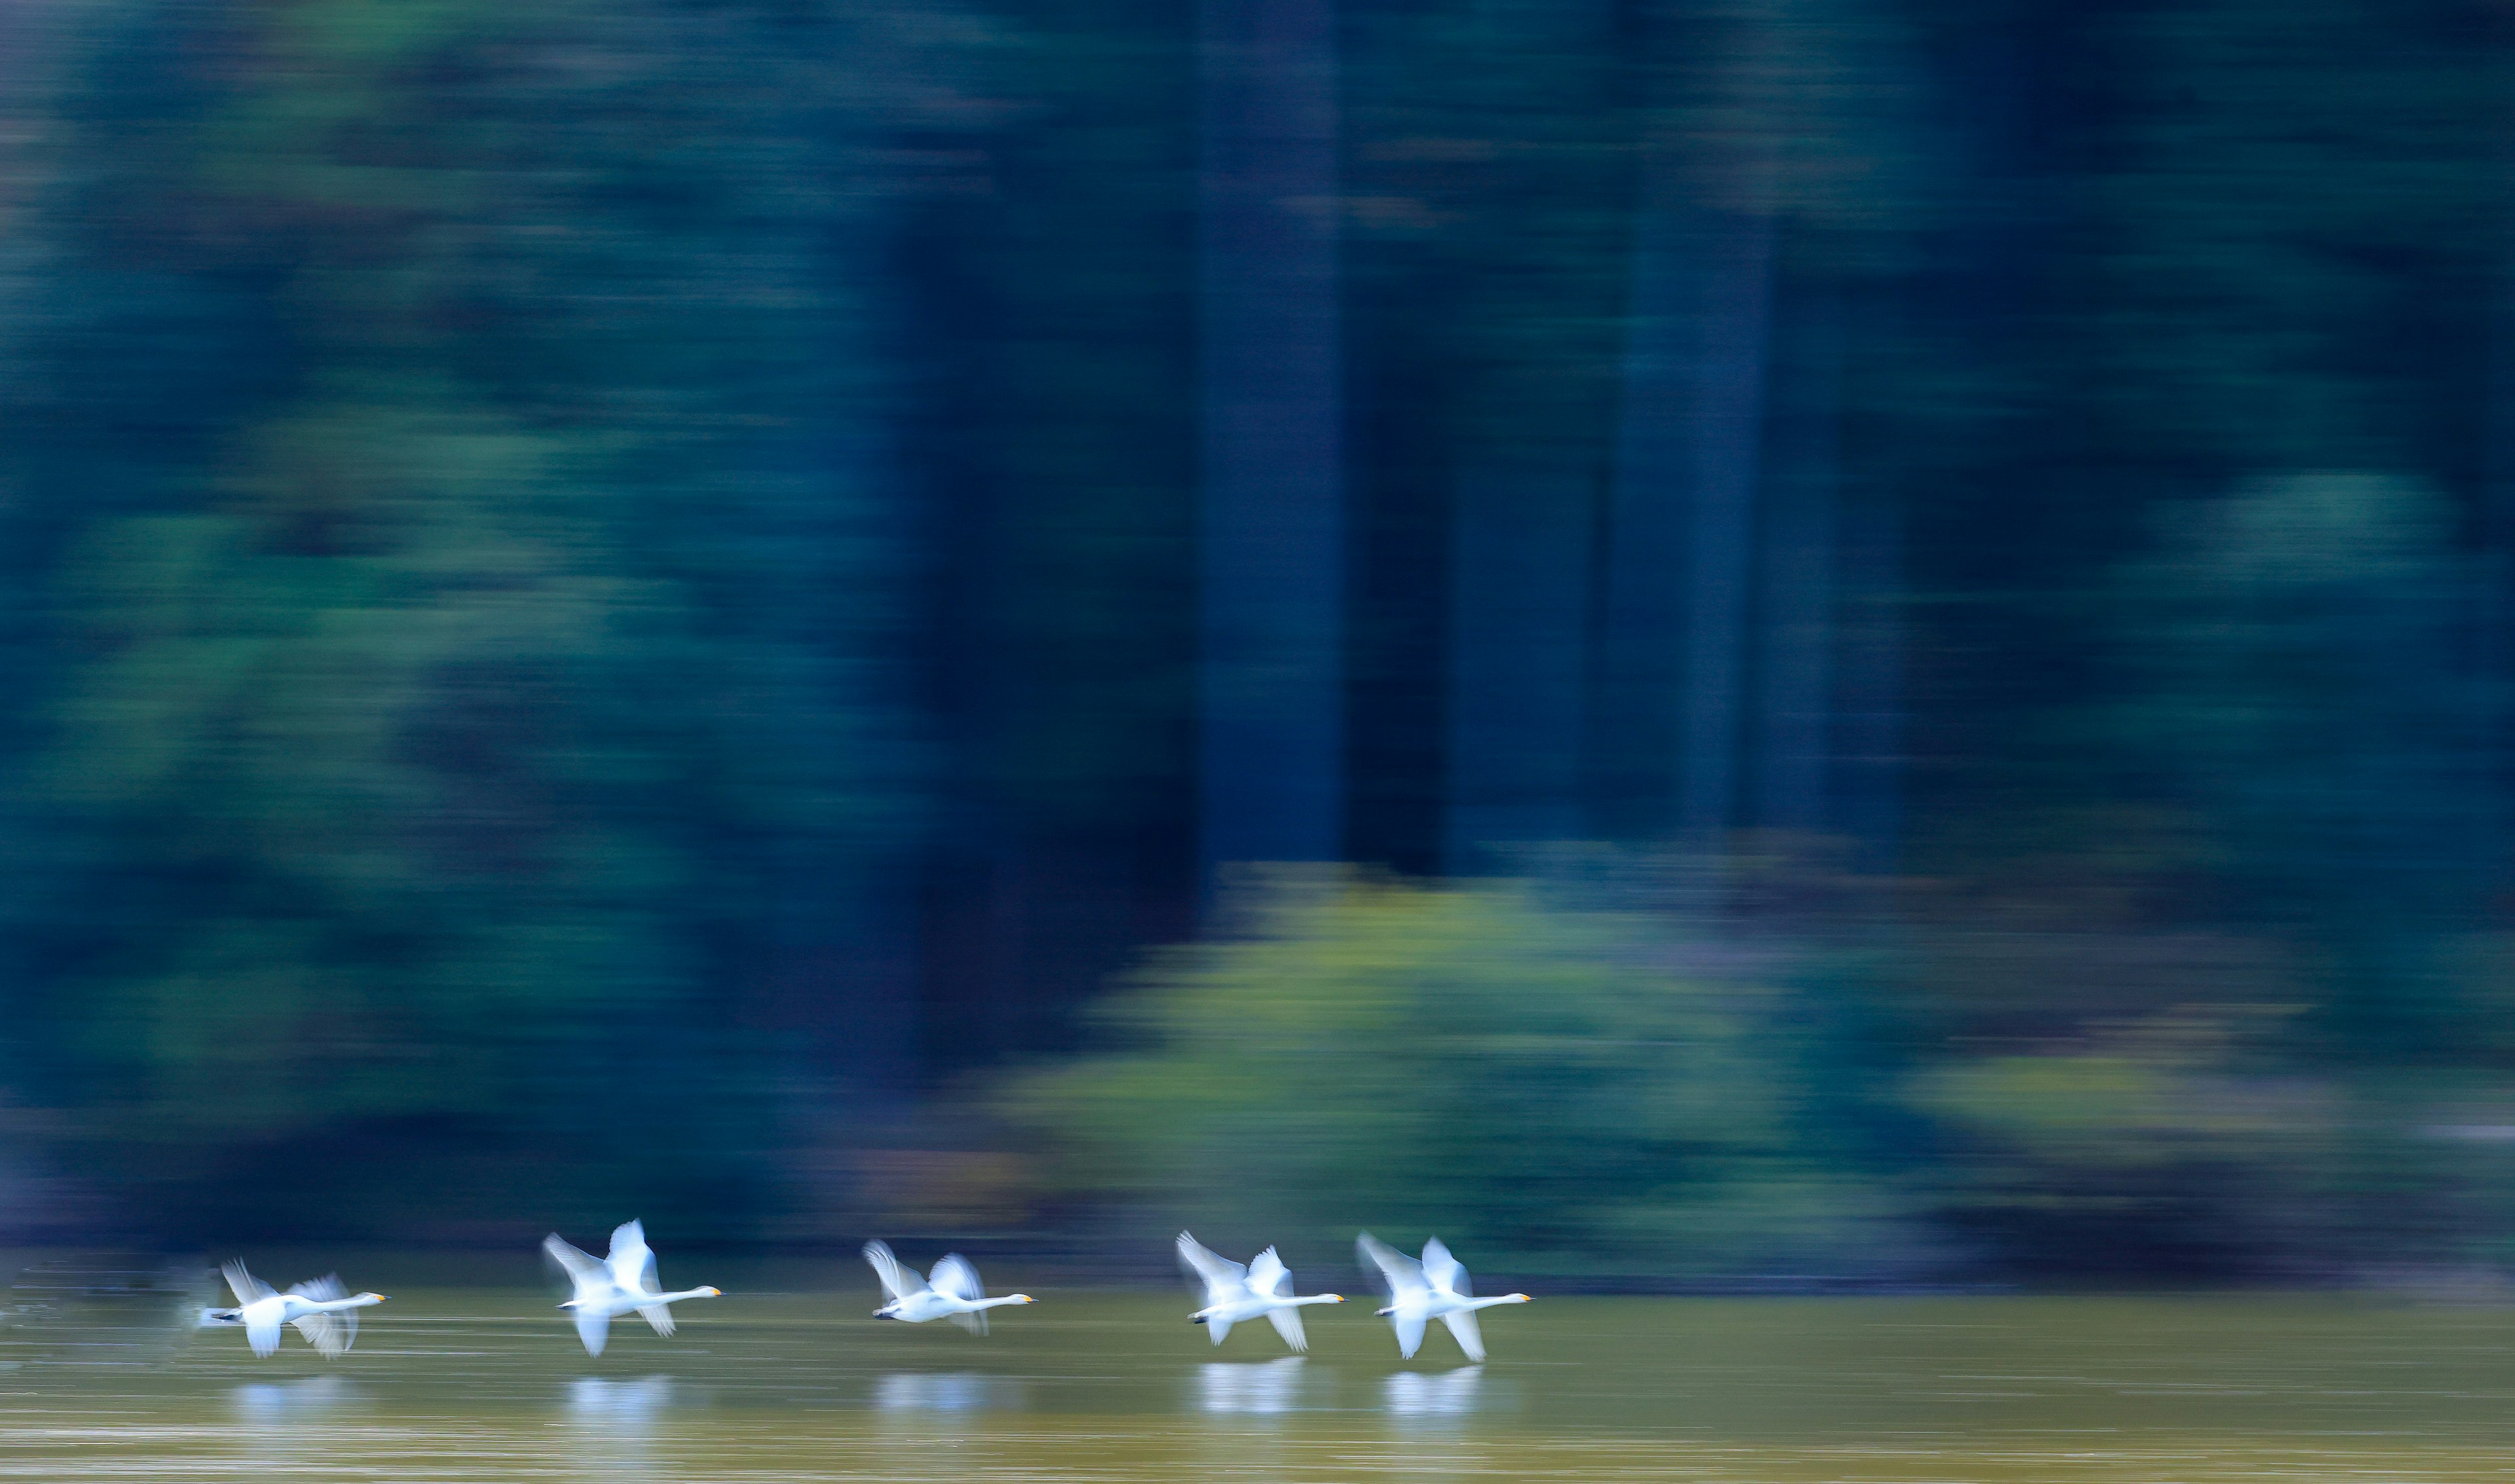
[198,1262,386,1358]
[543,1220,720,1356]
[863,1240,1034,1332]
[1355,1233,1531,1361]
[1176,1232,1343,1351]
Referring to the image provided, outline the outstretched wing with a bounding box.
[1246,1247,1292,1299]
[1421,1236,1470,1297]
[1266,1304,1310,1352]
[1439,1307,1486,1362]
[863,1240,926,1301]
[1357,1233,1427,1301]
[1176,1232,1246,1305]
[1392,1311,1427,1358]
[544,1234,612,1305]
[607,1219,659,1297]
[933,1256,989,1334]
[930,1254,985,1303]
[637,1303,677,1338]
[244,1306,284,1358]
[288,1276,356,1358]
[575,1307,612,1356]
[1205,1313,1233,1344]
[221,1261,275,1307]
[291,1311,352,1358]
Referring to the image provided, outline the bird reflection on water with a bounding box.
[1192,1356,1307,1415]
[1385,1365,1485,1419]
[232,1373,357,1424]
[229,1375,362,1472]
[872,1371,1022,1412]
[565,1375,674,1481]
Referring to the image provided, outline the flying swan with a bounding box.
[1176,1231,1342,1352]
[862,1240,1035,1332]
[1355,1233,1529,1361]
[198,1262,385,1358]
[543,1220,720,1356]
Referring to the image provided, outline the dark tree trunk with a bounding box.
[1196,0,1347,890]
[1445,463,1595,871]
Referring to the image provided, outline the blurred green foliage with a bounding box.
[5,0,2515,1281]
[1009,868,1907,1275]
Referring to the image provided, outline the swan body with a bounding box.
[1176,1231,1343,1351]
[1356,1234,1529,1360]
[543,1220,720,1356]
[862,1240,1034,1333]
[199,1262,385,1358]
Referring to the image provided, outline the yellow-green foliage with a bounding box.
[1008,868,1896,1272]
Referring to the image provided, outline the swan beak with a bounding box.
[1018,1295,1036,1303]
[1327,1294,1344,1303]
[1514,1294,1533,1303]
[703,1287,722,1297]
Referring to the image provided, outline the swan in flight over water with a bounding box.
[862,1240,1035,1332]
[1176,1231,1343,1351]
[1356,1233,1529,1361]
[198,1263,385,1358]
[543,1220,720,1356]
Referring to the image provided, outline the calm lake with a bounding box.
[4,1277,2513,1481]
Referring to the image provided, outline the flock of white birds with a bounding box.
[198,1223,1532,1362]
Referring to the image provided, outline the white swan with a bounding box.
[198,1262,385,1358]
[542,1219,720,1356]
[862,1240,1034,1333]
[1176,1231,1343,1351]
[1356,1233,1529,1361]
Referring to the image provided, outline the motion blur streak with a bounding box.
[1,0,2513,1290]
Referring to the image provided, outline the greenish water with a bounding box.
[3,1286,2514,1481]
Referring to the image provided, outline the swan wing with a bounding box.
[1391,1310,1427,1358]
[637,1303,677,1338]
[930,1254,985,1304]
[544,1233,613,1305]
[1265,1303,1310,1352]
[287,1274,348,1303]
[221,1261,275,1307]
[1357,1232,1428,1300]
[607,1219,658,1297]
[1176,1232,1246,1305]
[291,1310,352,1358]
[1246,1246,1292,1299]
[863,1240,927,1301]
[574,1307,612,1356]
[1204,1312,1233,1344]
[948,1307,989,1335]
[244,1304,284,1358]
[1421,1236,1470,1297]
[1438,1307,1487,1362]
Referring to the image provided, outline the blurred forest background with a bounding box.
[7,0,2515,1285]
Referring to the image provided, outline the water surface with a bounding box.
[3,1283,2512,1481]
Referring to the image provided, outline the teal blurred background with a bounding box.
[5,0,2515,1285]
